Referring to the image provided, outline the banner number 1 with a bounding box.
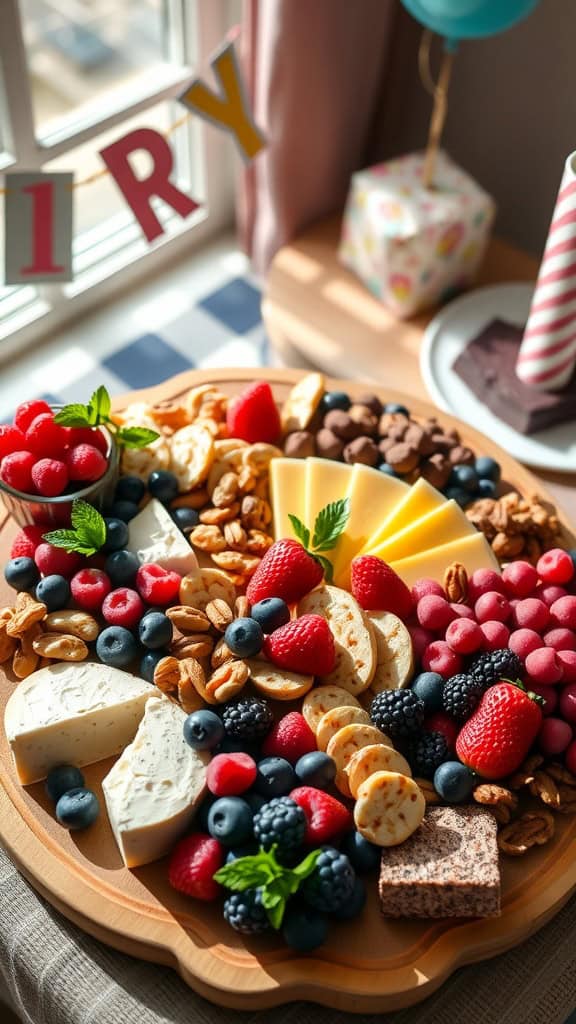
[4,172,73,284]
[20,180,65,276]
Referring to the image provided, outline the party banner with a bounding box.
[4,172,73,284]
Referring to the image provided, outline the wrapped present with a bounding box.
[339,152,496,318]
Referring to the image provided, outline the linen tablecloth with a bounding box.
[0,848,574,1024]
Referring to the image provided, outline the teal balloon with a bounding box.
[400,0,540,41]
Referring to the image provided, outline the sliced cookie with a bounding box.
[301,685,361,734]
[366,611,413,693]
[247,660,313,701]
[326,723,391,797]
[316,705,371,752]
[298,585,376,694]
[354,771,425,846]
[346,744,412,799]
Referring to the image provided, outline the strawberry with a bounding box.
[246,539,323,605]
[290,786,352,845]
[226,381,281,444]
[263,614,336,675]
[168,833,225,900]
[262,712,317,763]
[456,681,543,780]
[350,556,413,619]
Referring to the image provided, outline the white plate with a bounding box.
[420,283,576,473]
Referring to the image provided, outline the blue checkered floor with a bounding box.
[0,237,274,421]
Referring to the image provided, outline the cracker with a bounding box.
[354,771,425,846]
[170,423,215,491]
[247,660,314,701]
[179,568,236,612]
[366,611,414,693]
[316,705,371,752]
[301,685,360,733]
[346,744,412,799]
[326,723,391,798]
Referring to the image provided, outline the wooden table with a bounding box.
[262,216,575,524]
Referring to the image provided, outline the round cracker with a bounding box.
[326,724,392,798]
[367,611,414,693]
[354,771,425,846]
[248,660,313,701]
[179,568,236,612]
[316,705,371,752]
[346,744,412,799]
[301,685,360,734]
[170,423,214,491]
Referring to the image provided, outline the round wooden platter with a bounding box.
[0,367,575,1014]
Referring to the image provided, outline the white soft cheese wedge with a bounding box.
[102,696,209,868]
[127,498,199,575]
[4,663,153,785]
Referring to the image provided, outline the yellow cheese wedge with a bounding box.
[329,464,408,583]
[389,531,499,589]
[364,500,476,564]
[305,458,353,531]
[269,458,307,540]
[357,477,446,556]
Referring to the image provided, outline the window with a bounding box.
[0,0,236,355]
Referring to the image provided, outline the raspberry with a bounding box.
[206,753,257,796]
[261,712,317,764]
[538,717,573,756]
[474,591,511,624]
[102,587,144,629]
[135,563,181,605]
[479,620,510,651]
[512,598,550,632]
[424,711,459,750]
[558,651,576,684]
[0,425,26,459]
[550,596,576,630]
[226,381,281,445]
[31,458,68,497]
[67,427,108,455]
[416,595,455,631]
[35,542,83,578]
[525,647,564,686]
[14,399,51,433]
[66,444,108,483]
[0,451,36,493]
[502,561,539,598]
[408,624,436,663]
[467,568,506,603]
[543,628,576,652]
[10,525,44,560]
[411,577,445,602]
[350,556,413,619]
[537,548,575,585]
[25,413,68,457]
[540,584,568,607]
[289,786,352,845]
[70,568,112,611]
[168,832,224,900]
[445,617,483,655]
[508,628,542,661]
[422,640,463,678]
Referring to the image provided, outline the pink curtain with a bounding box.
[239,0,398,274]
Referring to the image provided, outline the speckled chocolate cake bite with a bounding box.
[378,805,500,919]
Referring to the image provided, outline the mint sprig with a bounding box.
[54,385,160,450]
[288,497,350,584]
[42,499,107,556]
[213,846,321,930]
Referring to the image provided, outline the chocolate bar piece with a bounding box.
[452,319,576,435]
[378,805,500,918]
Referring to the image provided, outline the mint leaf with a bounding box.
[53,403,90,428]
[261,889,286,930]
[71,499,106,550]
[87,385,111,425]
[290,848,322,880]
[213,850,278,891]
[41,529,96,555]
[215,846,323,931]
[116,425,160,449]
[313,553,334,584]
[312,498,350,552]
[288,514,309,549]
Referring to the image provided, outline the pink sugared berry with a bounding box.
[70,568,112,611]
[408,624,436,664]
[480,620,511,651]
[31,458,68,497]
[445,617,483,655]
[411,577,445,602]
[508,628,542,661]
[416,595,455,631]
[0,425,27,459]
[558,650,576,684]
[502,560,539,598]
[474,590,511,624]
[543,628,576,652]
[538,717,573,756]
[530,683,558,716]
[424,711,459,750]
[550,596,576,630]
[206,752,257,796]
[102,587,144,629]
[0,451,36,493]
[512,597,550,633]
[13,399,51,433]
[136,563,181,606]
[421,640,463,678]
[539,584,568,607]
[10,525,44,560]
[537,548,574,585]
[525,646,564,686]
[467,568,506,603]
[559,682,576,724]
[25,413,68,457]
[35,542,82,578]
[449,602,475,620]
[66,444,108,483]
[566,739,576,775]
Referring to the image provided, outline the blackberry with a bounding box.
[301,846,355,913]
[442,673,484,722]
[370,689,425,739]
[223,889,270,935]
[221,695,273,741]
[470,649,522,691]
[253,796,306,855]
[407,731,450,779]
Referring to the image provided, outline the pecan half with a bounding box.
[497,810,555,856]
[177,658,206,713]
[6,593,47,639]
[529,770,561,809]
[205,660,249,702]
[166,605,211,633]
[153,656,181,694]
[473,783,518,824]
[444,562,468,603]
[506,753,545,790]
[205,598,233,633]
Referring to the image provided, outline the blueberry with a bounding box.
[35,574,70,612]
[294,751,336,790]
[444,486,471,509]
[320,390,351,414]
[148,470,179,504]
[138,611,173,650]
[254,757,297,797]
[411,671,444,712]
[140,648,168,683]
[183,709,224,751]
[433,761,476,803]
[475,456,501,483]
[378,463,399,478]
[250,597,290,634]
[55,787,99,830]
[225,843,258,864]
[45,764,85,803]
[207,796,254,846]
[477,478,497,498]
[170,507,199,534]
[104,549,140,587]
[282,904,329,953]
[341,831,381,873]
[115,475,146,504]
[384,402,410,416]
[109,500,140,523]
[449,464,479,493]
[4,556,40,592]
[102,517,129,553]
[96,626,138,668]
[224,617,263,658]
[331,876,367,921]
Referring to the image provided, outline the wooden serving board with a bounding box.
[0,368,575,1014]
